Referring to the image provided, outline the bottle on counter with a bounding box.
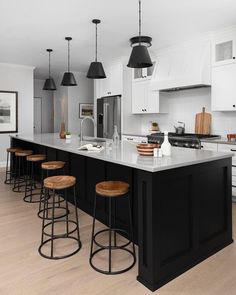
[112,125,120,146]
[161,131,171,156]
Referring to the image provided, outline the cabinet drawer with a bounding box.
[232,175,236,184]
[218,143,236,164]
[232,186,236,197]
[201,142,218,151]
[232,166,236,176]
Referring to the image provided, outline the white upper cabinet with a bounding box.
[212,30,236,67]
[211,63,236,111]
[95,61,123,98]
[132,79,168,114]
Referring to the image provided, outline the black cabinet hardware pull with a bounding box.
[231,149,236,152]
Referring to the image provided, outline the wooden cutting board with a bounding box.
[195,107,212,135]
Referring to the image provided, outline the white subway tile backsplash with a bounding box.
[141,88,236,137]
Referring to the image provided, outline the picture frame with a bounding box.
[0,91,18,133]
[79,103,94,119]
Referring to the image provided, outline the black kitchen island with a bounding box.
[11,134,233,291]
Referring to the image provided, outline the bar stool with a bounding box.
[38,175,82,260]
[13,150,33,193]
[90,181,136,275]
[24,154,46,203]
[38,161,68,220]
[4,147,22,184]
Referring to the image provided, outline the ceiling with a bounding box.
[1,0,236,78]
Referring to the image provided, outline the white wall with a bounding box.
[53,76,69,132]
[0,63,34,166]
[68,73,94,136]
[34,79,54,133]
[140,87,236,137]
[122,65,142,134]
[53,72,94,136]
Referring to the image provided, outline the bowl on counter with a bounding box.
[136,143,160,156]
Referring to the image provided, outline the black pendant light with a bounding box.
[61,37,77,86]
[127,0,153,68]
[87,19,106,79]
[43,49,57,91]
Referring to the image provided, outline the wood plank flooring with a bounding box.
[0,169,236,295]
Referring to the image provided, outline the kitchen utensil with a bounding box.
[227,134,236,141]
[174,121,185,134]
[195,107,211,135]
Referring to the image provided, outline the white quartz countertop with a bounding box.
[11,133,233,173]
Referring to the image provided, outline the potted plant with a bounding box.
[151,122,159,131]
[65,131,71,139]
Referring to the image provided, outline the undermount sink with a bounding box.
[83,137,106,143]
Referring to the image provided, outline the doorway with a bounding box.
[34,97,42,134]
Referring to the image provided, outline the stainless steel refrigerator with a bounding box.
[97,95,121,139]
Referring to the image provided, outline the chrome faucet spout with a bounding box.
[80,116,96,141]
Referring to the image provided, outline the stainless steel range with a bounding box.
[147,132,220,149]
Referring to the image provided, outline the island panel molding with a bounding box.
[10,134,233,291]
[0,91,18,133]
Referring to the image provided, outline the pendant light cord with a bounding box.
[95,23,98,62]
[139,0,141,45]
[68,40,70,72]
[48,51,51,78]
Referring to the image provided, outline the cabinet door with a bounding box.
[212,63,236,111]
[212,33,236,67]
[146,82,159,113]
[201,142,218,151]
[109,62,123,96]
[132,80,146,114]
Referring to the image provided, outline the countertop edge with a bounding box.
[10,134,233,173]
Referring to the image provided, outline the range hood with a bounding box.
[151,40,211,92]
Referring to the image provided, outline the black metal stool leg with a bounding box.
[4,152,9,184]
[73,186,81,243]
[50,189,56,258]
[108,197,112,273]
[90,193,97,259]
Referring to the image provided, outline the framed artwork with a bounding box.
[0,91,18,133]
[79,103,94,119]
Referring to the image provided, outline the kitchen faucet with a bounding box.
[80,116,96,141]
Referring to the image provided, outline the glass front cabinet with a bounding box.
[212,31,236,66]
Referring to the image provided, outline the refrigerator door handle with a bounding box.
[103,103,109,138]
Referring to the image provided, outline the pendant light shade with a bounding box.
[87,19,106,79]
[43,49,57,91]
[61,72,77,86]
[127,0,153,68]
[127,45,152,68]
[61,37,77,86]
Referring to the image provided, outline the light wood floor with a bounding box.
[1,169,236,295]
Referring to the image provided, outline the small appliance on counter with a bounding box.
[148,132,221,149]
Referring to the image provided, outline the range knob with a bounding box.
[174,141,179,146]
[184,143,189,148]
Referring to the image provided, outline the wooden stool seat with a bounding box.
[27,154,46,162]
[96,181,129,197]
[15,150,33,157]
[41,161,65,170]
[7,147,22,153]
[44,175,76,190]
